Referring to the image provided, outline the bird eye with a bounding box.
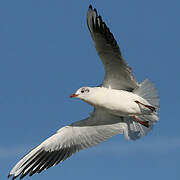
[81,90,85,93]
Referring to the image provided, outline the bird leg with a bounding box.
[133,115,149,128]
[135,100,156,112]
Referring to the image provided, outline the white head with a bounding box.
[70,86,105,106]
[70,87,93,100]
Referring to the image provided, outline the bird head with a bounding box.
[70,87,92,100]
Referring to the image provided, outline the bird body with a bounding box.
[77,87,151,116]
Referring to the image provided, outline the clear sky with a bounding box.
[1,0,180,179]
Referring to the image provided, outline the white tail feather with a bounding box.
[124,79,159,140]
[134,79,159,108]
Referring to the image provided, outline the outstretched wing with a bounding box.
[8,109,125,180]
[87,5,139,91]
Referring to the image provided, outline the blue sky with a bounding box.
[0,0,180,179]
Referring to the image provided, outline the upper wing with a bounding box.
[87,5,139,91]
[8,108,125,180]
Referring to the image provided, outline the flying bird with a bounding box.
[8,5,159,180]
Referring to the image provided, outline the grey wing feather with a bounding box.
[8,107,153,179]
[87,5,139,91]
[8,108,125,180]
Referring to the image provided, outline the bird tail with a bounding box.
[134,79,159,108]
[124,79,160,140]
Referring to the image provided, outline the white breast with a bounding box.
[87,88,147,116]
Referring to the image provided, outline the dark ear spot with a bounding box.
[81,88,90,94]
[85,88,90,93]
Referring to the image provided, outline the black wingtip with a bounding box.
[98,16,102,21]
[94,8,97,14]
[12,176,16,180]
[89,5,92,9]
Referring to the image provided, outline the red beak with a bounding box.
[70,94,78,98]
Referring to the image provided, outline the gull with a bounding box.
[8,5,159,180]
